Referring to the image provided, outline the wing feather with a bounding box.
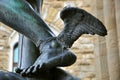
[57,7,107,48]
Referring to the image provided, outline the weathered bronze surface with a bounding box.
[0,0,107,80]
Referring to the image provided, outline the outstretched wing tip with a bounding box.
[97,31,107,36]
[100,30,107,36]
[96,21,108,36]
[93,26,107,36]
[101,27,107,36]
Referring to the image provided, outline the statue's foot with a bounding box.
[20,49,76,76]
[19,38,76,76]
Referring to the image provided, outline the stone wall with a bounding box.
[0,48,9,71]
[0,23,13,71]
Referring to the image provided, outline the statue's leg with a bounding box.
[16,1,43,80]
[0,0,76,75]
[17,0,43,70]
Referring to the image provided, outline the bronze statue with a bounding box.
[0,0,107,80]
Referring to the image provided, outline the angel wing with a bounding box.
[57,7,107,48]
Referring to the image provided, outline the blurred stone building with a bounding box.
[0,0,120,80]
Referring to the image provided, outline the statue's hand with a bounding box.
[19,37,76,76]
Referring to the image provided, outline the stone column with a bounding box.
[94,0,109,80]
[103,0,120,80]
[115,0,120,61]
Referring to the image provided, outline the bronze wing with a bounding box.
[57,7,107,48]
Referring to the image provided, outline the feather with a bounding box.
[57,7,107,48]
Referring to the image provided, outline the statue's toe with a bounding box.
[20,66,34,76]
[15,67,23,73]
[32,65,40,73]
[25,66,34,75]
[20,68,28,76]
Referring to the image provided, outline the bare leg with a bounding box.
[17,0,43,70]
